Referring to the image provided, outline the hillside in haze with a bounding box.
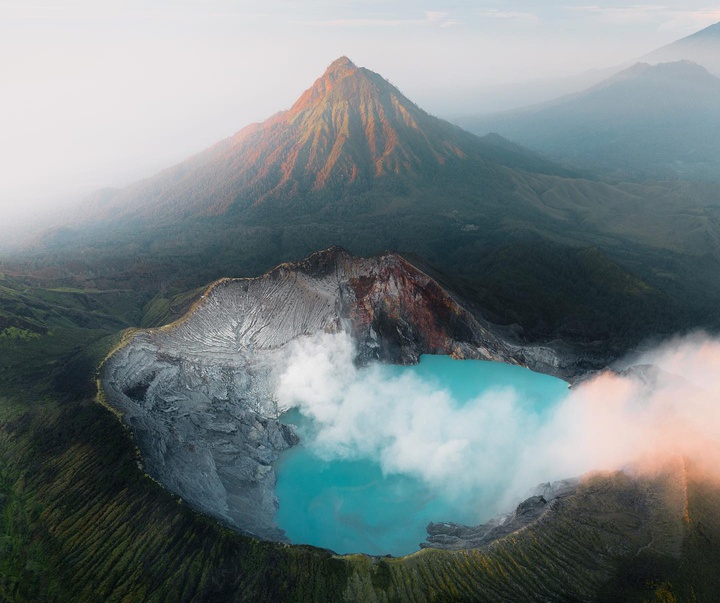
[643,21,720,75]
[454,60,720,182]
[438,20,720,118]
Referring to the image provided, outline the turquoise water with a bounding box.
[275,355,568,556]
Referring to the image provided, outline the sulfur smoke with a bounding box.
[276,331,720,518]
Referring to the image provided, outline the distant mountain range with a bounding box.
[440,21,720,115]
[454,60,720,182]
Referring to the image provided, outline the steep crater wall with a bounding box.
[100,247,580,542]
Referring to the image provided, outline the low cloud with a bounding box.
[277,331,720,519]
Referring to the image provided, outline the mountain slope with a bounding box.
[17,57,720,351]
[454,60,720,182]
[84,57,570,227]
[643,21,720,75]
[5,356,720,602]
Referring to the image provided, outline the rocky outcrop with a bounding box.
[100,247,584,542]
[422,479,578,550]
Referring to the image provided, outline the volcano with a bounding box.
[39,56,720,351]
[6,17,720,598]
[81,56,569,226]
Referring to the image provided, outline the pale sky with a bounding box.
[2,0,719,226]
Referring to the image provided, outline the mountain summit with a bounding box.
[247,53,470,192]
[88,56,566,224]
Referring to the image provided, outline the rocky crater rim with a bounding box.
[98,247,616,553]
[107,246,603,377]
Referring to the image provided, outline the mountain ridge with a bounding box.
[453,60,720,182]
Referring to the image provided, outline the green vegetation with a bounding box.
[8,174,720,353]
[140,286,207,328]
[0,327,40,341]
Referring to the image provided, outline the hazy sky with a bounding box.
[2,1,719,221]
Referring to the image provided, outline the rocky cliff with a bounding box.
[100,247,586,542]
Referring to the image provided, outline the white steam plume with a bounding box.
[276,331,720,517]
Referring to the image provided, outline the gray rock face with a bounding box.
[102,336,299,540]
[101,247,584,543]
[422,479,579,550]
